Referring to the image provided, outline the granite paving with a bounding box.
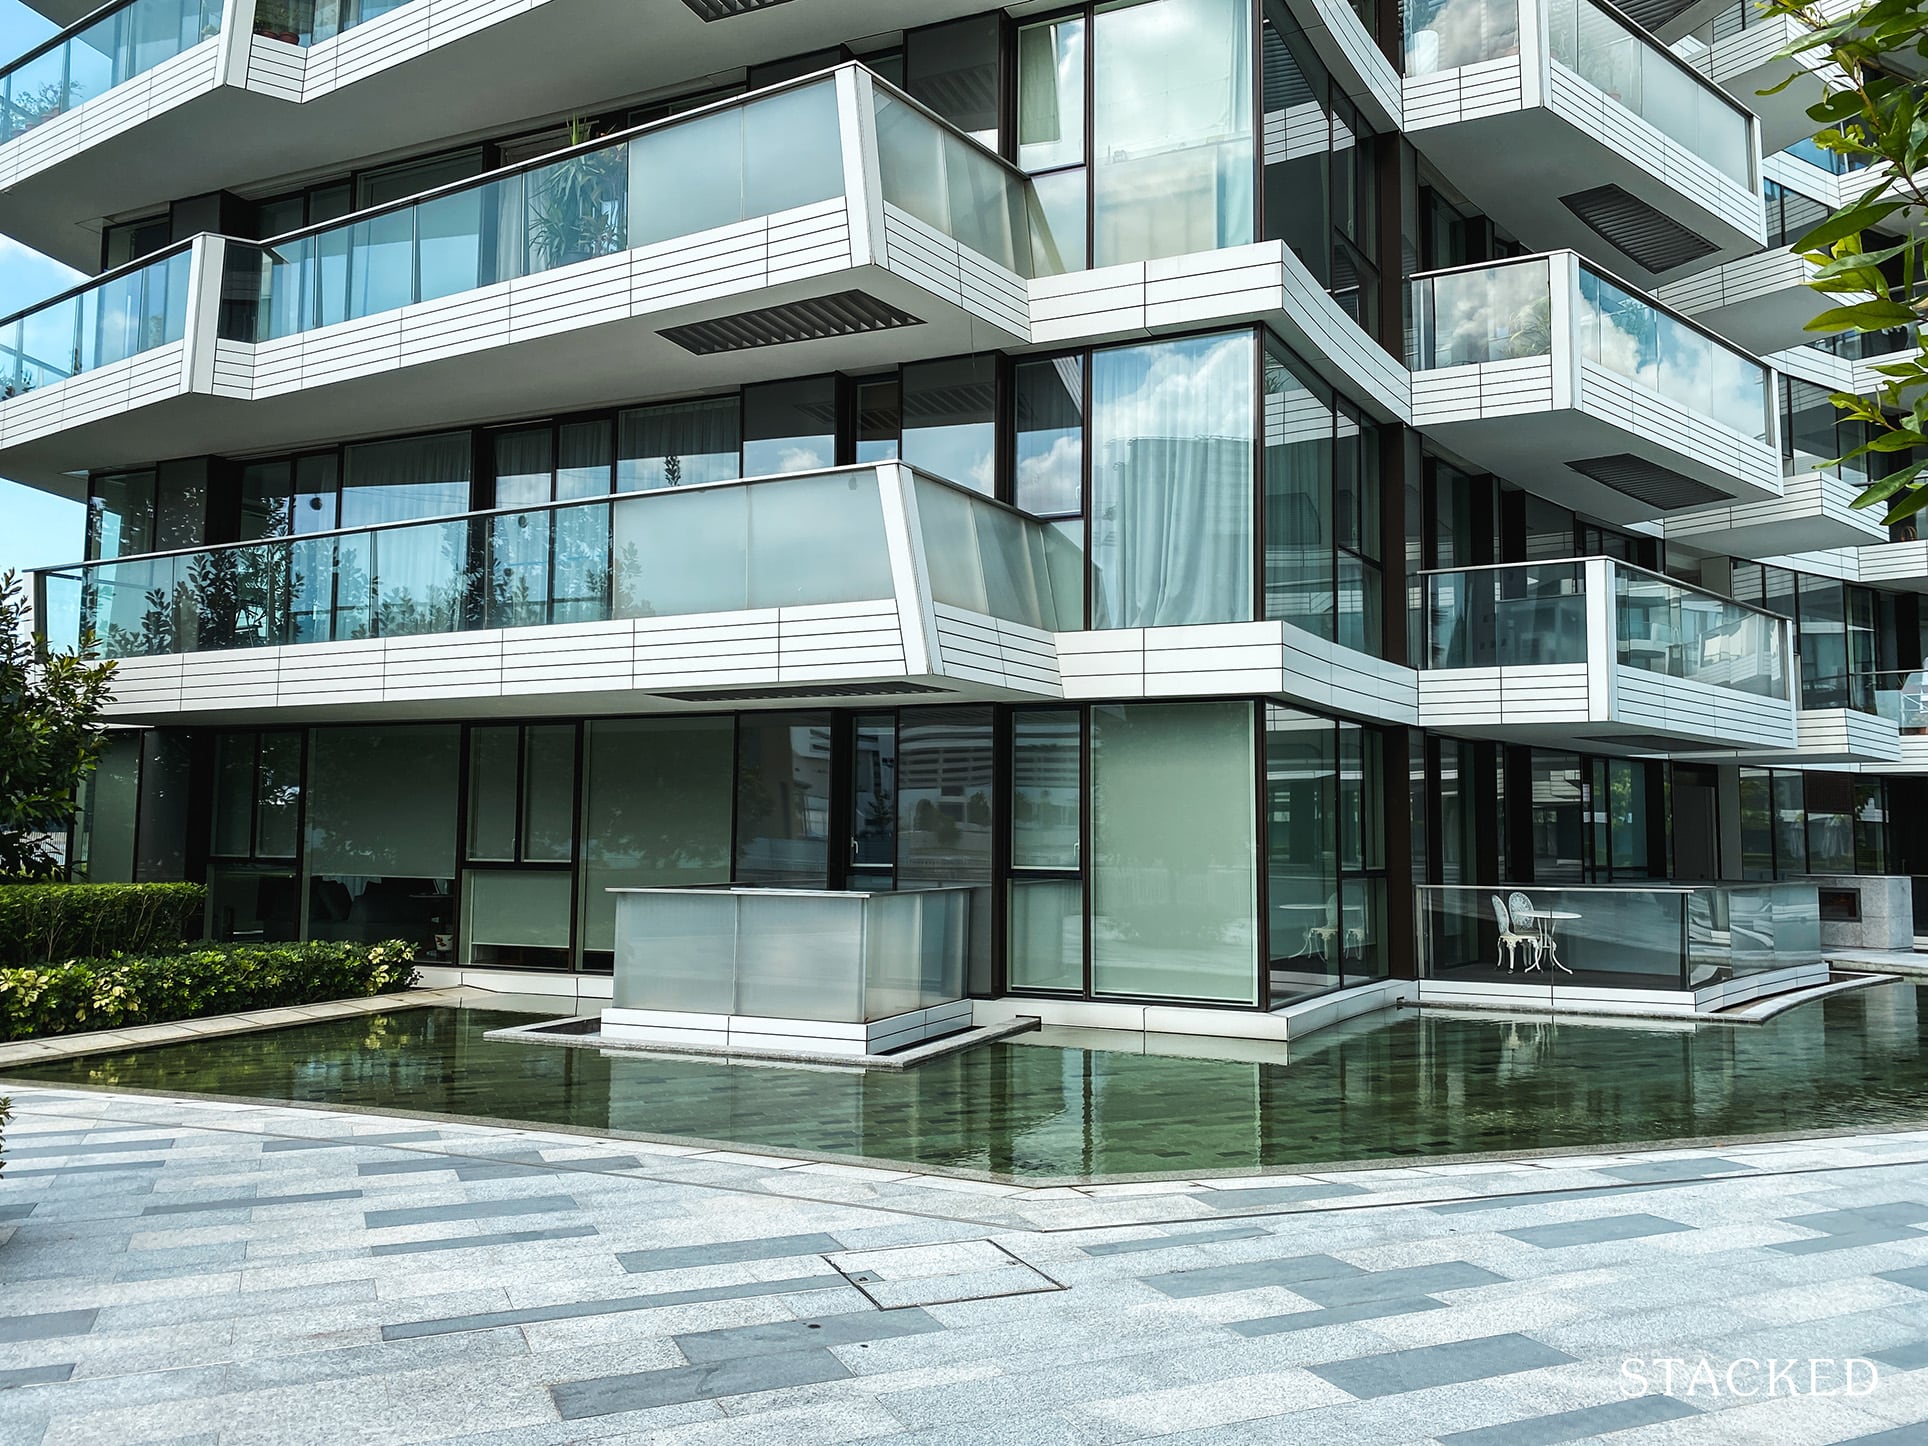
[1,1086,1927,1443]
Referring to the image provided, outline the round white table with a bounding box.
[1525,909,1580,975]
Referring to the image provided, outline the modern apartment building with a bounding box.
[6,0,1924,1041]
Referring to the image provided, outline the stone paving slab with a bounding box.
[1,1088,1928,1442]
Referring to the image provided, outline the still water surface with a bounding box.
[10,985,1928,1180]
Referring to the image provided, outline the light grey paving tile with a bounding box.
[261,1130,444,1153]
[381,1273,843,1340]
[1309,1333,1576,1400]
[1292,1262,1507,1307]
[0,1205,35,1222]
[1229,1296,1448,1337]
[362,1193,578,1229]
[674,1307,944,1364]
[140,1190,361,1216]
[2,1160,168,1179]
[1867,1339,1928,1372]
[1078,1227,1271,1256]
[0,1364,74,1390]
[1192,1184,1368,1210]
[355,1152,545,1177]
[1770,1225,1927,1255]
[370,1223,600,1257]
[551,1350,851,1420]
[1875,1264,1928,1293]
[1427,1183,1686,1215]
[1435,1394,1701,1446]
[617,1233,847,1275]
[1834,1429,1928,1445]
[0,1310,97,1344]
[1597,1158,1751,1184]
[3,1139,175,1159]
[1138,1254,1363,1300]
[1502,1215,1696,1249]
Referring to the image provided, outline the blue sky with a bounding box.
[0,0,87,585]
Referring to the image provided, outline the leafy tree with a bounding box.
[1766,0,1928,522]
[0,571,116,880]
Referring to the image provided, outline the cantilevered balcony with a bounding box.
[32,463,1075,722]
[1409,252,1782,524]
[1656,248,1847,356]
[0,67,1055,494]
[1680,9,1839,155]
[1403,0,1764,286]
[0,0,1004,271]
[1661,469,1890,557]
[1418,557,1797,750]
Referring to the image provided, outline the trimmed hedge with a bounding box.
[0,883,207,967]
[0,940,418,1042]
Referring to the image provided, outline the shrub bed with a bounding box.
[0,940,417,1042]
[0,883,207,966]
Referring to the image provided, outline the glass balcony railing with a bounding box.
[218,67,1054,345]
[0,0,220,144]
[1402,0,1754,184]
[1423,557,1791,700]
[1613,563,1788,698]
[252,0,408,46]
[1410,253,1772,442]
[0,242,195,399]
[1418,881,1821,991]
[1868,669,1928,731]
[31,464,1078,663]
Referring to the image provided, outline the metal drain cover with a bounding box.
[823,1240,1064,1309]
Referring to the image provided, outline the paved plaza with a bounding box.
[2,1085,1928,1444]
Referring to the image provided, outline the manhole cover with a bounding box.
[823,1239,1064,1309]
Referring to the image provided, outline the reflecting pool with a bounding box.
[9,984,1928,1181]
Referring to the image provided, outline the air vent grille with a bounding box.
[659,292,923,355]
[680,0,798,20]
[1617,0,1701,31]
[1566,453,1727,511]
[652,682,949,703]
[1561,184,1720,274]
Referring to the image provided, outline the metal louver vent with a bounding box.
[1579,733,1697,752]
[1561,185,1720,274]
[653,682,949,703]
[680,0,798,20]
[659,292,924,355]
[1566,454,1727,511]
[1614,0,1701,31]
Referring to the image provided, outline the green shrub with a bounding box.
[0,883,207,966]
[0,940,417,1042]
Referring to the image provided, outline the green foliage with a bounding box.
[0,940,418,1043]
[0,883,206,967]
[0,571,117,879]
[1765,0,1928,521]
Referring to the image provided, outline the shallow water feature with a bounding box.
[10,983,1928,1181]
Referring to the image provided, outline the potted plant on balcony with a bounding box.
[526,120,627,272]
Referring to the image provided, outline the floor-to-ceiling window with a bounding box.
[462,723,578,969]
[1089,329,1256,628]
[303,724,460,958]
[1008,708,1085,992]
[1090,700,1260,1003]
[1265,704,1337,1001]
[208,730,302,941]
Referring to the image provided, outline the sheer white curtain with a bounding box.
[1090,332,1255,628]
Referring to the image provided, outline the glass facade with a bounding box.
[1090,330,1256,629]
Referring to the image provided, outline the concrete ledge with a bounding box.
[483,1012,1036,1070]
[0,988,460,1068]
[973,979,1411,1042]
